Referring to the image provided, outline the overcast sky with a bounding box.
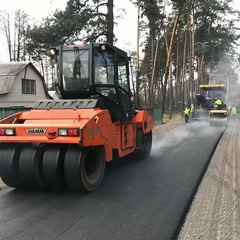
[0,0,137,62]
[0,0,240,62]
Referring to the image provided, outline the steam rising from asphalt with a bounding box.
[151,125,194,156]
[150,121,222,157]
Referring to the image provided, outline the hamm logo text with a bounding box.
[25,128,47,134]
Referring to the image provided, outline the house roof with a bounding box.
[0,62,29,76]
[0,61,53,99]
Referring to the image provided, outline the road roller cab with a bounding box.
[0,43,154,192]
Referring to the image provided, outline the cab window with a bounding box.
[94,50,114,84]
[117,56,130,92]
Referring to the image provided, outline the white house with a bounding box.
[0,62,52,108]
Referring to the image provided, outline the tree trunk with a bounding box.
[106,0,114,44]
[150,38,159,108]
[176,40,180,113]
[136,0,141,108]
[198,14,212,84]
[4,12,13,62]
[161,11,181,118]
[181,29,188,114]
[169,54,173,119]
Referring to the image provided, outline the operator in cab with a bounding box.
[214,98,223,105]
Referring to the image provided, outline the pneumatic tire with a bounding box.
[64,145,106,192]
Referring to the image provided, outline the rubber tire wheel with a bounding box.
[18,145,47,190]
[0,145,23,188]
[64,145,106,192]
[133,129,152,159]
[42,145,67,191]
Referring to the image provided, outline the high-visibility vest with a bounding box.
[214,99,222,105]
[231,107,237,115]
[184,108,190,115]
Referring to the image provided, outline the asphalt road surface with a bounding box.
[0,122,225,240]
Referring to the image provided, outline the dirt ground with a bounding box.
[154,113,184,133]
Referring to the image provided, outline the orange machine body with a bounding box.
[0,44,155,192]
[0,108,153,162]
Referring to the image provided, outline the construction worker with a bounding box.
[184,106,191,123]
[231,105,237,121]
